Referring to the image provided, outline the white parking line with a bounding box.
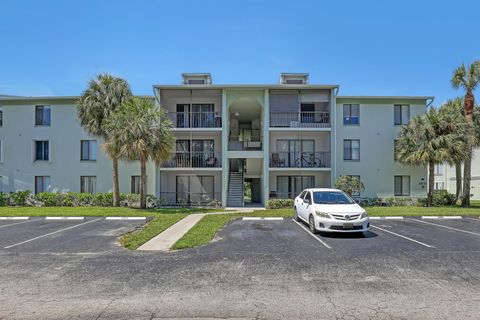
[105,217,147,220]
[371,225,435,248]
[291,219,331,249]
[0,217,30,220]
[0,218,41,229]
[4,218,103,249]
[407,218,480,236]
[242,217,262,220]
[45,217,85,220]
[263,217,284,221]
[422,216,462,220]
[369,217,404,220]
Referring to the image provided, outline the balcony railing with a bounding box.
[270,151,331,168]
[228,129,262,151]
[167,112,222,128]
[270,112,330,128]
[158,192,222,206]
[162,151,221,168]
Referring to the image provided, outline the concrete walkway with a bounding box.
[137,213,206,251]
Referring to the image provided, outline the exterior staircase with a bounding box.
[227,172,244,207]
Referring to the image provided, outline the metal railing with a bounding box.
[270,151,331,168]
[167,112,222,128]
[158,192,222,206]
[270,112,330,128]
[162,151,221,168]
[228,129,262,151]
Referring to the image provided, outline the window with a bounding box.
[35,140,49,161]
[35,105,51,126]
[343,139,360,160]
[131,176,141,194]
[0,108,3,127]
[80,176,96,194]
[394,176,410,196]
[35,176,50,194]
[277,176,315,198]
[435,164,443,175]
[347,175,362,196]
[394,104,410,125]
[304,190,312,202]
[435,182,445,190]
[81,140,97,161]
[176,175,214,204]
[343,104,360,125]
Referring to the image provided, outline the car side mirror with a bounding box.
[304,199,310,205]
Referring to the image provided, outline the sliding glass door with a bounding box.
[277,176,315,198]
[176,176,214,204]
[276,140,314,167]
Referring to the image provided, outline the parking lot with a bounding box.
[2,215,480,319]
[0,216,147,254]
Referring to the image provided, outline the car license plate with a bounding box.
[343,223,353,229]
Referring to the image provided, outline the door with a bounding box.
[192,104,214,127]
[300,103,315,123]
[176,104,190,128]
[301,191,312,220]
[176,140,190,167]
[192,140,214,167]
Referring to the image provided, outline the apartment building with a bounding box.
[433,148,480,200]
[0,73,432,207]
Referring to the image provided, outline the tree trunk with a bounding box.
[140,156,147,209]
[455,162,462,203]
[462,91,474,207]
[462,148,472,207]
[428,161,435,207]
[112,158,120,207]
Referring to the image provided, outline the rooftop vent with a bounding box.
[279,73,309,85]
[182,73,212,85]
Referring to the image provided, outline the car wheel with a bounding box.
[294,208,301,222]
[309,215,318,234]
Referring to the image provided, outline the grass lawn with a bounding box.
[0,206,223,217]
[120,214,187,250]
[172,204,480,250]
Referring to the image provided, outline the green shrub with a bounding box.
[267,198,294,209]
[10,190,32,206]
[432,190,456,206]
[76,192,94,206]
[35,192,59,206]
[92,193,114,207]
[0,192,9,206]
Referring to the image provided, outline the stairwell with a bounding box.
[227,172,244,207]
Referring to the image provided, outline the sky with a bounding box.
[0,0,479,105]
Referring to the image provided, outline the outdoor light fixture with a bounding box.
[235,112,239,117]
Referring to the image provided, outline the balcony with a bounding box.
[228,129,262,151]
[270,151,331,168]
[167,112,222,129]
[270,112,330,128]
[162,151,222,168]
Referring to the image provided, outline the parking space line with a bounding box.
[291,219,332,249]
[422,216,462,220]
[263,217,284,221]
[105,217,146,220]
[371,225,435,248]
[369,217,404,220]
[0,217,30,220]
[45,217,85,220]
[0,218,41,229]
[4,218,103,249]
[242,217,262,221]
[407,218,480,236]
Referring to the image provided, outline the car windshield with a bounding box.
[312,191,354,204]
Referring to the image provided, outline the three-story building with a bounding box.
[0,73,432,206]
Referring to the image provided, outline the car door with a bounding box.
[295,190,306,218]
[301,191,313,220]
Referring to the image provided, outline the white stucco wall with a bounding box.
[334,98,428,198]
[0,103,156,194]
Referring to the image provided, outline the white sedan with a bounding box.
[294,188,370,234]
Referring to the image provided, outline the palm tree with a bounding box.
[396,108,468,206]
[451,61,480,207]
[104,97,174,209]
[77,74,132,206]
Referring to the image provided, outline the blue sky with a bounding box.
[0,0,478,105]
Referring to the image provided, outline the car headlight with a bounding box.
[315,211,332,219]
[361,212,368,219]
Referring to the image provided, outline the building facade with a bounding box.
[433,148,480,200]
[0,73,432,206]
